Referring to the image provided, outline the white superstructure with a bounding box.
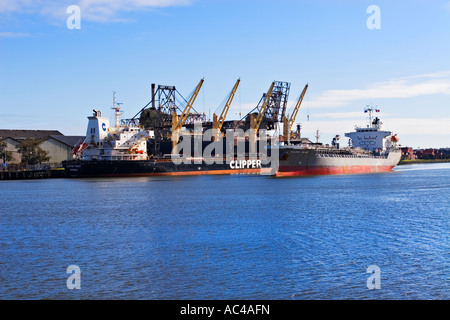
[79,97,154,161]
[345,106,398,152]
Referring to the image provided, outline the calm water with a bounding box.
[1,163,449,300]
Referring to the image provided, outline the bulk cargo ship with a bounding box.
[63,108,273,177]
[275,106,401,177]
[63,79,277,177]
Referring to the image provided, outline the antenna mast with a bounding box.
[112,91,123,127]
[364,104,380,127]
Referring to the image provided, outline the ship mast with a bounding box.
[112,91,123,127]
[364,104,380,128]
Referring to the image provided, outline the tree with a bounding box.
[17,139,50,165]
[0,141,13,163]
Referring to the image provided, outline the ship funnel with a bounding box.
[151,83,156,109]
[87,110,110,143]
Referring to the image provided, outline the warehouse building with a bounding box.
[0,129,84,166]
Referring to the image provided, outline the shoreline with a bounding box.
[398,159,450,165]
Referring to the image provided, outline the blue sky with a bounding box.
[1,0,449,148]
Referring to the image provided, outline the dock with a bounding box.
[0,168,66,180]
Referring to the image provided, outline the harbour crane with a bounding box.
[253,81,275,134]
[283,83,308,143]
[212,78,240,139]
[172,78,204,150]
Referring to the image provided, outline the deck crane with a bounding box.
[212,78,240,139]
[246,81,275,155]
[283,83,308,143]
[252,81,275,134]
[172,78,204,150]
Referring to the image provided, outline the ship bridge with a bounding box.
[345,107,393,152]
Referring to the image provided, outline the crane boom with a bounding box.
[175,78,204,130]
[215,78,240,131]
[288,83,308,133]
[254,81,275,133]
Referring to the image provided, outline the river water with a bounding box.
[1,163,448,299]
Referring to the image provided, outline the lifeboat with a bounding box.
[73,142,87,155]
[391,134,399,143]
[130,148,144,154]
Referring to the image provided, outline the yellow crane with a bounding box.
[172,78,204,150]
[253,81,275,134]
[283,83,308,143]
[212,78,240,138]
[172,78,204,130]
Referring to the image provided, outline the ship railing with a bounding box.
[100,154,149,161]
[160,153,270,162]
[120,118,140,127]
[315,147,389,159]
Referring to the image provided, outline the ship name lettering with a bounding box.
[229,159,262,169]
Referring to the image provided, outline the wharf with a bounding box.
[398,159,450,165]
[0,168,66,180]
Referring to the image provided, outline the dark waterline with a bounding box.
[1,163,449,299]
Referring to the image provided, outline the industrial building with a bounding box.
[0,129,84,167]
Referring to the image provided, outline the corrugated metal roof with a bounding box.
[48,135,85,147]
[0,129,63,140]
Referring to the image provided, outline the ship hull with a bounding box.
[63,158,273,178]
[276,147,401,177]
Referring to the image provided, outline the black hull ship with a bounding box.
[63,79,276,177]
